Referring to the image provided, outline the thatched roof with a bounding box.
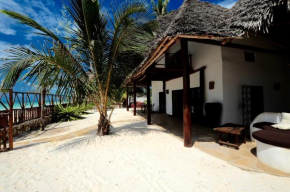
[165,0,233,37]
[143,0,235,59]
[124,0,290,84]
[230,0,290,34]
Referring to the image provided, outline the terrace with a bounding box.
[132,109,290,177]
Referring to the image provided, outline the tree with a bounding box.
[151,0,170,17]
[0,0,151,136]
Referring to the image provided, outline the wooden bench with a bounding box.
[214,125,246,150]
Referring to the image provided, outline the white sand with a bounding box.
[0,109,289,192]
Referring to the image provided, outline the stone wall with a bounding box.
[13,116,51,136]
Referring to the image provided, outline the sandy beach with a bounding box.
[0,109,289,192]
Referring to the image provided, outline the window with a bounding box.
[244,51,255,62]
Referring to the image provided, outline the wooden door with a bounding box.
[172,90,183,117]
[159,92,165,113]
[242,86,264,126]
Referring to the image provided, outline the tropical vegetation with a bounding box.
[151,0,170,17]
[0,0,153,135]
[51,104,92,122]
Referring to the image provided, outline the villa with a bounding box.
[124,0,290,171]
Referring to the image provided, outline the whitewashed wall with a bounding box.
[221,46,290,124]
[152,81,163,111]
[150,34,290,125]
[162,42,224,115]
[165,73,200,115]
[188,42,224,107]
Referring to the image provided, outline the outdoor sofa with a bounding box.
[250,112,290,173]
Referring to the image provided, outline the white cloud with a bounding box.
[0,40,12,59]
[217,0,238,9]
[0,0,63,38]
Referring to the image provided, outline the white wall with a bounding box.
[222,45,290,124]
[165,73,200,115]
[152,81,163,111]
[128,97,146,103]
[163,42,223,115]
[188,42,224,107]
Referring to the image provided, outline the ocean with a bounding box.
[0,100,65,111]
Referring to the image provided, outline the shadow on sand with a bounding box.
[52,121,167,152]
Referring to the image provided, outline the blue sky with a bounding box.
[0,0,237,92]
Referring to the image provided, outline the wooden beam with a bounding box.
[186,38,287,54]
[8,89,13,150]
[181,38,192,147]
[134,36,180,79]
[147,74,151,125]
[199,68,205,118]
[133,81,137,116]
[178,35,241,40]
[40,88,46,131]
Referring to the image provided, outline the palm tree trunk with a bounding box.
[97,113,110,135]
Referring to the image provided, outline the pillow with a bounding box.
[272,123,290,130]
[280,113,290,124]
[272,113,290,130]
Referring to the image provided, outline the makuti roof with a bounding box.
[125,0,290,83]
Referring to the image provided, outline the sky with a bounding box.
[0,0,238,92]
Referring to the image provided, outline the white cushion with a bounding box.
[272,113,290,130]
[280,113,290,124]
[272,123,290,130]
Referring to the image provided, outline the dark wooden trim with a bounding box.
[133,81,137,116]
[186,38,287,54]
[199,68,205,118]
[8,89,13,150]
[181,38,192,147]
[147,74,151,125]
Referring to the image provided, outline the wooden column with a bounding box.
[22,92,25,122]
[163,80,166,113]
[41,89,46,118]
[8,89,13,150]
[40,89,46,131]
[199,68,205,118]
[181,38,192,147]
[126,85,129,111]
[147,75,151,125]
[133,81,137,116]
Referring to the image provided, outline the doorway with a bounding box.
[242,86,264,126]
[159,92,165,113]
[172,90,183,117]
[172,88,203,119]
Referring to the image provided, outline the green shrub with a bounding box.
[51,104,91,122]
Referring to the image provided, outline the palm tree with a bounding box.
[151,0,170,17]
[0,0,150,136]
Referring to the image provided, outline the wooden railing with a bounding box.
[0,89,72,151]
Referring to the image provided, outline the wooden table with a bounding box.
[214,126,246,150]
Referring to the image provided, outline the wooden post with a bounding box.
[181,38,192,147]
[163,80,166,113]
[199,68,205,118]
[40,89,46,131]
[22,92,25,122]
[8,89,13,150]
[133,81,137,116]
[147,75,151,125]
[41,89,46,118]
[126,85,129,111]
[51,95,54,106]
